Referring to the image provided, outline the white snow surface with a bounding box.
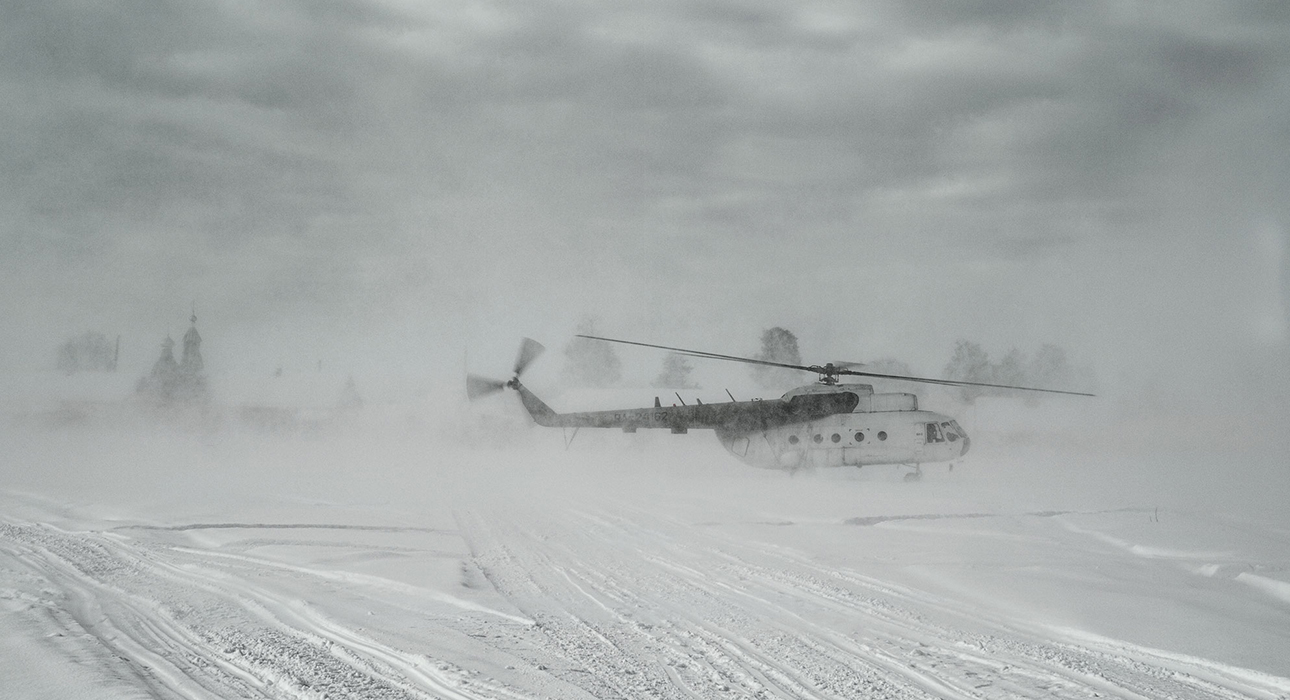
[2,413,1288,699]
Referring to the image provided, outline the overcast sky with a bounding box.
[2,0,1287,409]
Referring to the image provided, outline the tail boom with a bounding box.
[509,382,857,433]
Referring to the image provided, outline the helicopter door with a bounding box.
[914,423,925,456]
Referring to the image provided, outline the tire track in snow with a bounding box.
[457,510,690,699]
[119,522,447,534]
[0,519,532,700]
[160,556,537,700]
[558,541,934,700]
[732,535,1283,700]
[1,521,258,699]
[458,509,943,700]
[568,510,987,700]
[7,503,1284,700]
[601,505,1286,700]
[463,503,1284,700]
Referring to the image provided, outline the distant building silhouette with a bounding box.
[338,375,363,412]
[136,336,179,401]
[138,315,207,404]
[180,314,203,374]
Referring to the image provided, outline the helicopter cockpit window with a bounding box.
[926,422,944,443]
[941,421,958,442]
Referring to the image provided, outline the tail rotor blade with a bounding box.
[513,337,545,377]
[466,374,507,400]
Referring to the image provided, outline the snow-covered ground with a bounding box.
[2,411,1288,699]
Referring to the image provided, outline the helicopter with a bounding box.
[467,335,1093,480]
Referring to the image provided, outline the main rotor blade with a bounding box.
[575,335,816,373]
[466,374,508,400]
[835,368,1095,397]
[576,334,1094,397]
[513,337,545,377]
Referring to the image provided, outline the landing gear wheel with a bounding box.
[903,470,922,482]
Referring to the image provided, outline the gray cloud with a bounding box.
[2,0,1288,409]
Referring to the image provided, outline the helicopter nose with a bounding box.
[960,434,971,456]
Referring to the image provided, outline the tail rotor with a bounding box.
[512,337,545,378]
[466,338,545,400]
[466,375,509,400]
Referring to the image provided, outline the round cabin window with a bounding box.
[877,431,887,441]
[813,434,823,444]
[831,433,841,443]
[788,435,799,445]
[854,432,864,442]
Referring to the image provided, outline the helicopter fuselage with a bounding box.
[511,380,969,471]
[714,407,967,470]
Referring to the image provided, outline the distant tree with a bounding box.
[944,340,1090,404]
[653,353,699,390]
[1027,344,1071,389]
[863,357,919,393]
[1025,343,1094,403]
[751,327,802,390]
[56,331,117,374]
[993,348,1027,394]
[864,357,913,377]
[943,339,991,403]
[562,318,622,387]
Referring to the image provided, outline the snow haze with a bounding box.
[2,2,1289,698]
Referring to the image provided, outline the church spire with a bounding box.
[139,309,208,405]
[181,312,203,374]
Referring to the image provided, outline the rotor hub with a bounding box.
[810,364,841,384]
